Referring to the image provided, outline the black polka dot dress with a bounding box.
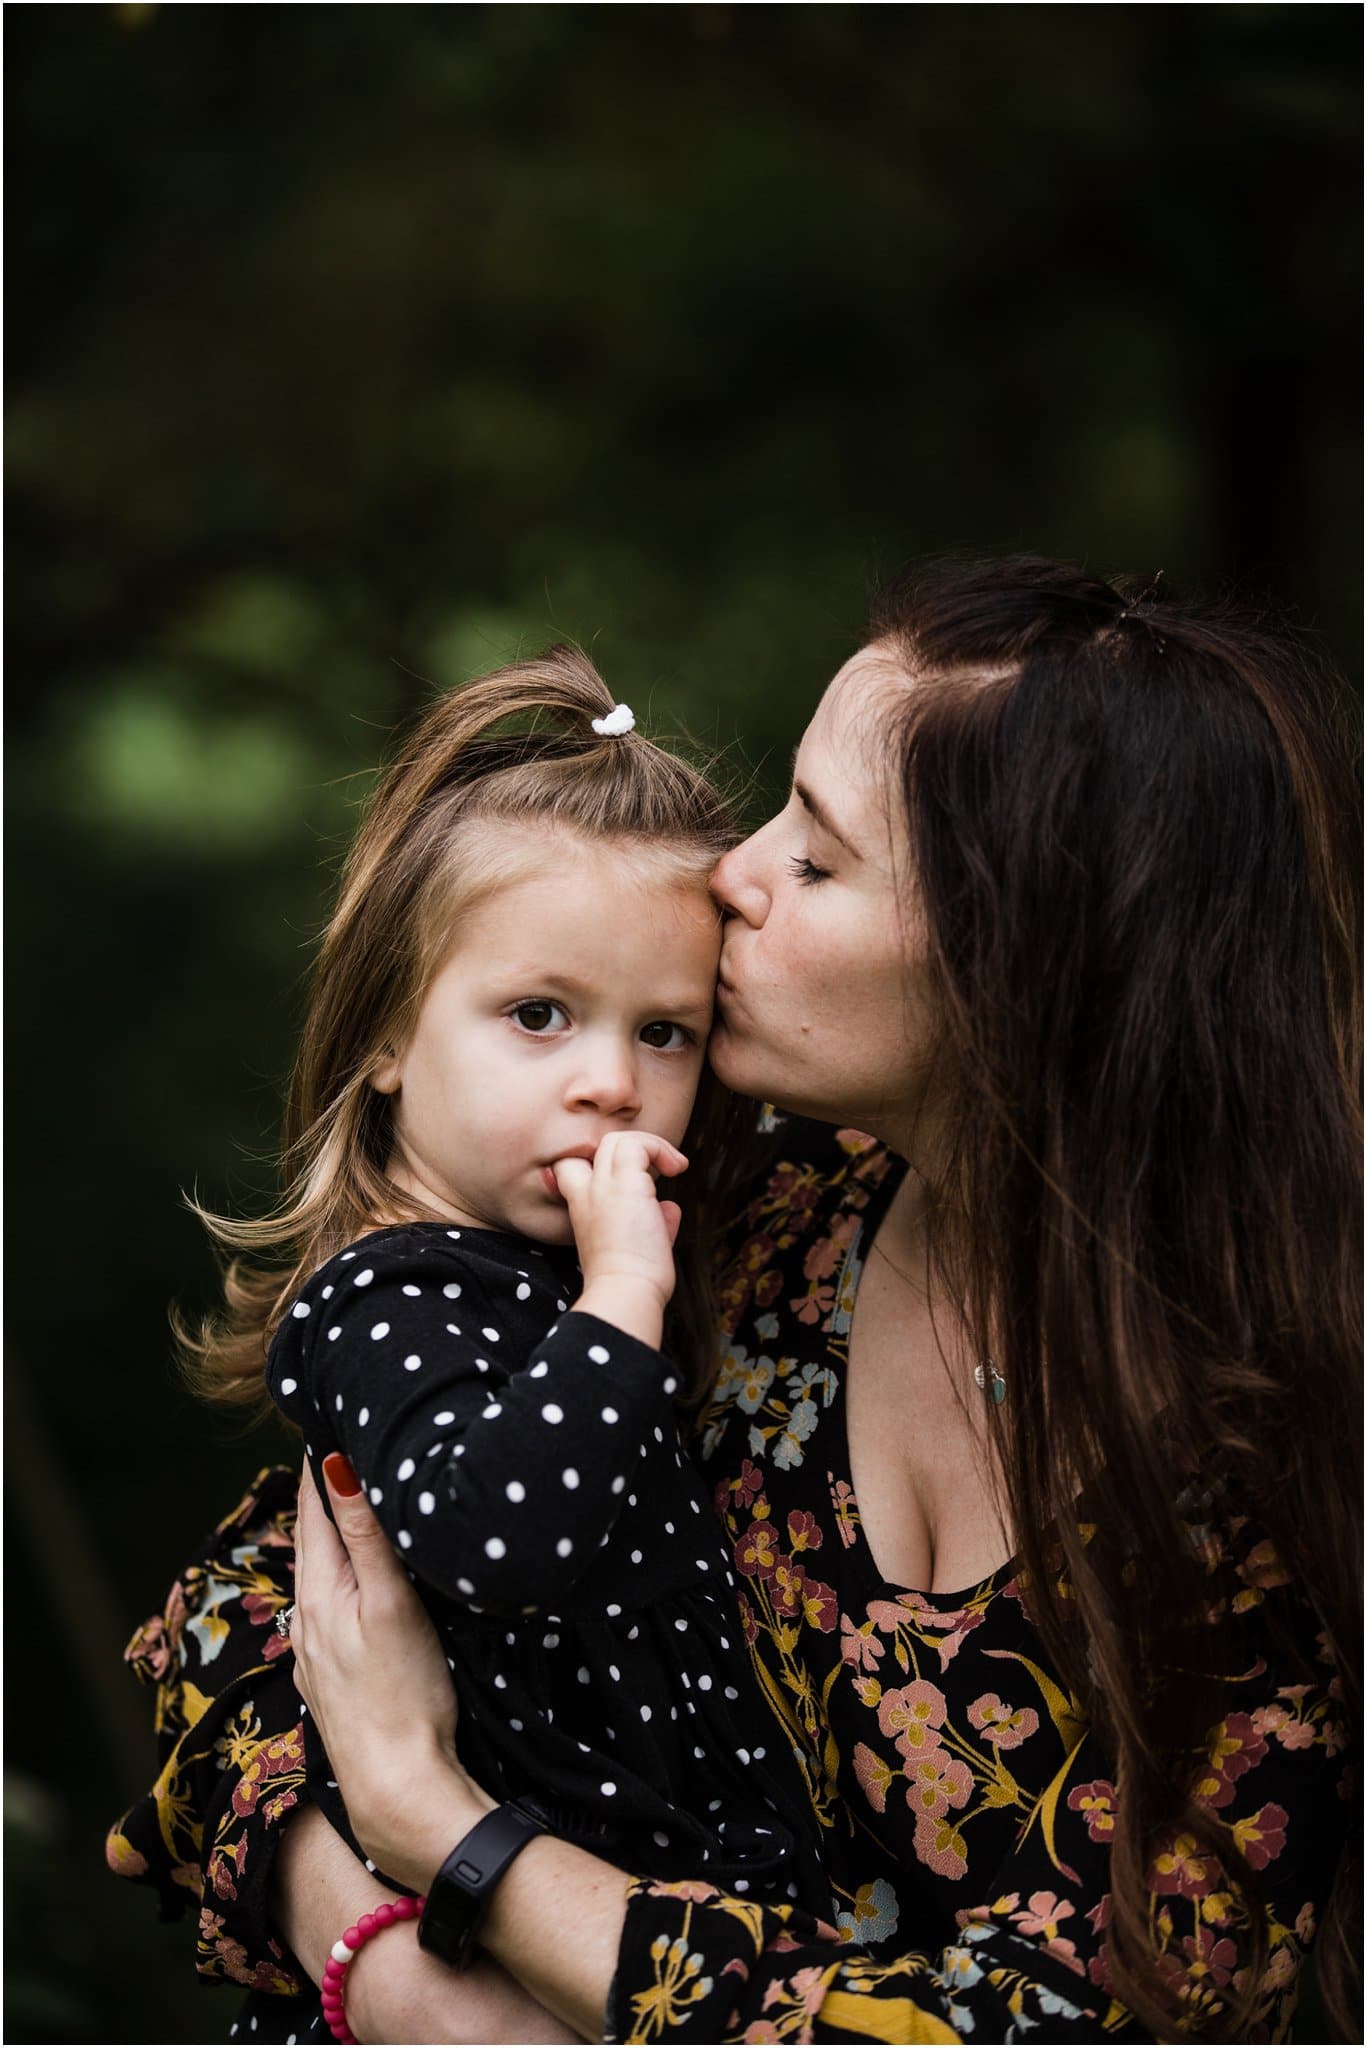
[268,1223,831,1915]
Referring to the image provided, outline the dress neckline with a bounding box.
[836,1148,1018,1608]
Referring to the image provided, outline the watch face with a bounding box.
[417,1805,547,1970]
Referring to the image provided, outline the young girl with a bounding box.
[185,647,831,1989]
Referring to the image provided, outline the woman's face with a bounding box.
[709,644,937,1141]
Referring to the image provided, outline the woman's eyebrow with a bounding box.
[790,752,861,856]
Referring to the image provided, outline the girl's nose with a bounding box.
[565,1039,643,1118]
[710,829,771,928]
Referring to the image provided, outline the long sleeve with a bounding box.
[607,1590,1350,2042]
[105,1466,308,1993]
[270,1230,682,1614]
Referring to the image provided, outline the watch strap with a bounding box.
[417,1799,550,1969]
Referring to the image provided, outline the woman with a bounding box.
[110,556,1360,2042]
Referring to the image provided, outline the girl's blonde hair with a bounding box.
[179,645,746,1417]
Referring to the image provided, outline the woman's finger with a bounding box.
[318,1450,413,1610]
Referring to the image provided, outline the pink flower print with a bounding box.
[800,1578,838,1632]
[853,1675,883,1710]
[1150,1833,1216,1900]
[787,1509,823,1553]
[967,1692,1040,1750]
[740,2023,781,2042]
[828,1476,859,1547]
[1276,1716,1317,1751]
[878,1679,947,1757]
[1294,1901,1316,1944]
[790,1283,835,1326]
[928,1607,985,1673]
[866,1598,913,1631]
[913,1811,968,1881]
[840,1614,884,1672]
[1085,1894,1112,1937]
[1278,1682,1314,1702]
[1011,1891,1077,1944]
[736,1519,781,1579]
[853,1741,895,1815]
[1249,1703,1291,1738]
[1195,1712,1267,1809]
[1232,1802,1289,1870]
[904,1749,973,1821]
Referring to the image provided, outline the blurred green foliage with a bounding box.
[5,5,1359,2039]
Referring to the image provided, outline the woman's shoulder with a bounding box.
[719,1114,902,1259]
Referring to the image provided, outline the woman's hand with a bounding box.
[555,1130,687,1346]
[292,1455,495,1889]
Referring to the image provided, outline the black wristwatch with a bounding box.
[417,1798,551,1969]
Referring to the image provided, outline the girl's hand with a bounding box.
[292,1456,495,1890]
[553,1131,687,1344]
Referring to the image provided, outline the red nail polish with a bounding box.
[323,1452,362,1498]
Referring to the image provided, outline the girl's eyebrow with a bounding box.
[790,751,861,857]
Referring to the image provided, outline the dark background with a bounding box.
[5,5,1360,2040]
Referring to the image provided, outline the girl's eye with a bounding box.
[640,1021,693,1052]
[511,1000,569,1034]
[788,855,831,886]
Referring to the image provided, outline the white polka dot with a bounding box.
[397,1458,415,1481]
[418,1491,435,1515]
[653,1425,664,1443]
[665,1520,675,1535]
[608,1664,621,1681]
[446,1323,461,1336]
[587,1344,610,1364]
[754,1746,766,1760]
[335,1394,344,1411]
[736,1747,750,1764]
[663,1376,678,1395]
[398,1531,412,1550]
[653,1830,669,1847]
[516,1282,532,1300]
[695,1559,708,1572]
[358,1406,369,1426]
[404,1354,422,1371]
[279,1377,297,1396]
[628,1494,638,1507]
[369,1486,383,1504]
[675,1618,688,1632]
[556,1537,573,1558]
[562,1467,579,1489]
[506,1480,526,1503]
[697,1673,713,1691]
[355,1268,374,1287]
[457,1576,475,1595]
[724,1686,739,1701]
[735,1878,749,1893]
[482,1327,500,1343]
[434,1410,456,1425]
[542,1403,564,1424]
[610,1475,625,1495]
[530,1361,549,1378]
[493,1673,507,1690]
[543,1632,560,1649]
[640,1703,652,1721]
[601,1781,617,1797]
[321,1286,333,1300]
[291,1301,311,1320]
[402,1284,421,1296]
[556,1299,567,1312]
[341,1251,356,1260]
[630,1549,643,1564]
[602,1406,619,1424]
[447,1229,461,1239]
[327,1326,341,1341]
[443,1283,462,1299]
[370,1322,390,1341]
[606,1601,622,1616]
[475,1358,489,1372]
[485,1537,507,1560]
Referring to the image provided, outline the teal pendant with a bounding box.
[974,1361,1006,1404]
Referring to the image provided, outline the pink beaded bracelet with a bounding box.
[319,1894,427,2044]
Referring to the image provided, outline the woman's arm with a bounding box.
[272,1802,582,2044]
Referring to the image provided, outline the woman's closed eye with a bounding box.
[788,854,832,886]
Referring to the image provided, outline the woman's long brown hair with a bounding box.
[869,557,1361,2039]
[179,644,749,1418]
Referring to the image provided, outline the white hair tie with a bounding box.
[591,703,636,737]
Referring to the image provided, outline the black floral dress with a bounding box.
[108,1121,1353,2042]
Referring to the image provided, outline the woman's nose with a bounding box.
[565,1039,642,1118]
[710,831,771,927]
